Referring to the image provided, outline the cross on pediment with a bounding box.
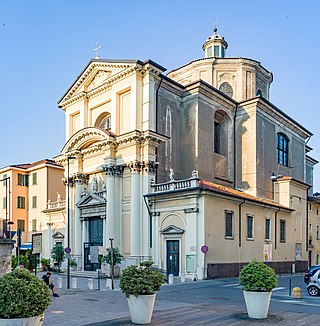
[94,42,101,59]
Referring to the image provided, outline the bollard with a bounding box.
[180,272,185,282]
[71,277,77,289]
[196,267,204,280]
[106,279,112,290]
[57,277,62,289]
[168,274,174,284]
[292,287,302,299]
[88,278,94,290]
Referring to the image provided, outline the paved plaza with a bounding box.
[42,273,320,325]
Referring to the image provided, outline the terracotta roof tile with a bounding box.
[200,180,292,210]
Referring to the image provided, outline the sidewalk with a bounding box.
[43,278,320,326]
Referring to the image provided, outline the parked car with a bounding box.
[304,265,320,284]
[307,270,320,296]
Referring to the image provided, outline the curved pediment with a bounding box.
[61,127,115,154]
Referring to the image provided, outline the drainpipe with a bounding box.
[238,200,245,247]
[274,208,280,250]
[143,195,153,248]
[233,105,239,189]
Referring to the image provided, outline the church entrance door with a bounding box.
[166,240,179,276]
[84,218,103,271]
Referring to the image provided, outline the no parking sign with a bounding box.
[201,245,208,253]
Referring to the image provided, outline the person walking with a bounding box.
[42,272,59,297]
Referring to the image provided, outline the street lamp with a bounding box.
[67,156,76,289]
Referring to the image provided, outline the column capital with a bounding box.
[63,173,89,187]
[142,160,158,174]
[127,161,143,173]
[102,164,124,176]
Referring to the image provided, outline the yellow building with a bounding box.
[0,159,65,258]
[52,27,316,276]
[308,195,320,266]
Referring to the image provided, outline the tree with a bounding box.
[51,244,65,272]
[103,247,123,266]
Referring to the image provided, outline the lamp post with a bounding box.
[67,156,76,289]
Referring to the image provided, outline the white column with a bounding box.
[129,163,141,258]
[74,178,83,256]
[106,172,115,241]
[82,219,88,270]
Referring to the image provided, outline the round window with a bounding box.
[219,82,233,98]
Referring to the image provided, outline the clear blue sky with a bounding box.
[1,0,320,189]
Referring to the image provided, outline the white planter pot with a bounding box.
[243,291,272,319]
[127,294,156,324]
[0,314,44,326]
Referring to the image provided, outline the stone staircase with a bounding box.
[61,270,108,278]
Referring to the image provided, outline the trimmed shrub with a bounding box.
[0,269,51,319]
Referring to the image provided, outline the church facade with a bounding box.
[55,28,316,277]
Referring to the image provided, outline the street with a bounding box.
[43,273,320,325]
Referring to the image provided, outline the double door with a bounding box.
[84,218,103,271]
[166,240,179,276]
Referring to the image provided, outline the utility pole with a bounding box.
[109,238,114,290]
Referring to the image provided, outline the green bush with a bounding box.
[0,269,51,319]
[11,256,18,270]
[51,244,65,272]
[70,258,77,267]
[239,259,277,292]
[102,247,123,266]
[120,261,164,297]
[40,258,51,270]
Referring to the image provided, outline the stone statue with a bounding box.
[92,175,98,193]
[169,168,174,181]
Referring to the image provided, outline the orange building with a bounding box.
[0,159,64,255]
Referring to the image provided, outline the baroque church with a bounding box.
[55,28,316,278]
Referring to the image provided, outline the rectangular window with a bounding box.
[277,133,289,167]
[247,215,254,239]
[280,219,286,242]
[32,172,37,185]
[317,225,320,240]
[317,206,319,216]
[17,196,26,209]
[207,46,212,57]
[32,219,37,232]
[221,47,225,58]
[32,196,37,208]
[310,223,313,231]
[225,211,234,238]
[265,219,271,240]
[2,197,6,209]
[17,219,25,232]
[309,203,312,211]
[3,174,7,186]
[214,45,219,57]
[18,174,29,186]
[214,121,221,154]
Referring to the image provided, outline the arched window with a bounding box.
[256,89,263,97]
[277,133,289,166]
[95,113,111,130]
[219,82,233,98]
[214,111,229,156]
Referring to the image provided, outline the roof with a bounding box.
[58,58,166,105]
[275,176,311,188]
[146,179,293,211]
[2,159,62,171]
[199,180,292,210]
[168,57,272,77]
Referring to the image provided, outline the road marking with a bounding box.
[221,283,240,287]
[273,298,320,307]
[272,287,286,291]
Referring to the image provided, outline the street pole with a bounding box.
[67,156,76,289]
[109,238,114,290]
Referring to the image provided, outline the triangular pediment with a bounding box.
[58,59,138,107]
[77,193,106,208]
[52,231,64,239]
[161,225,184,235]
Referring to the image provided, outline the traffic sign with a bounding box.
[201,245,208,253]
[64,247,71,254]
